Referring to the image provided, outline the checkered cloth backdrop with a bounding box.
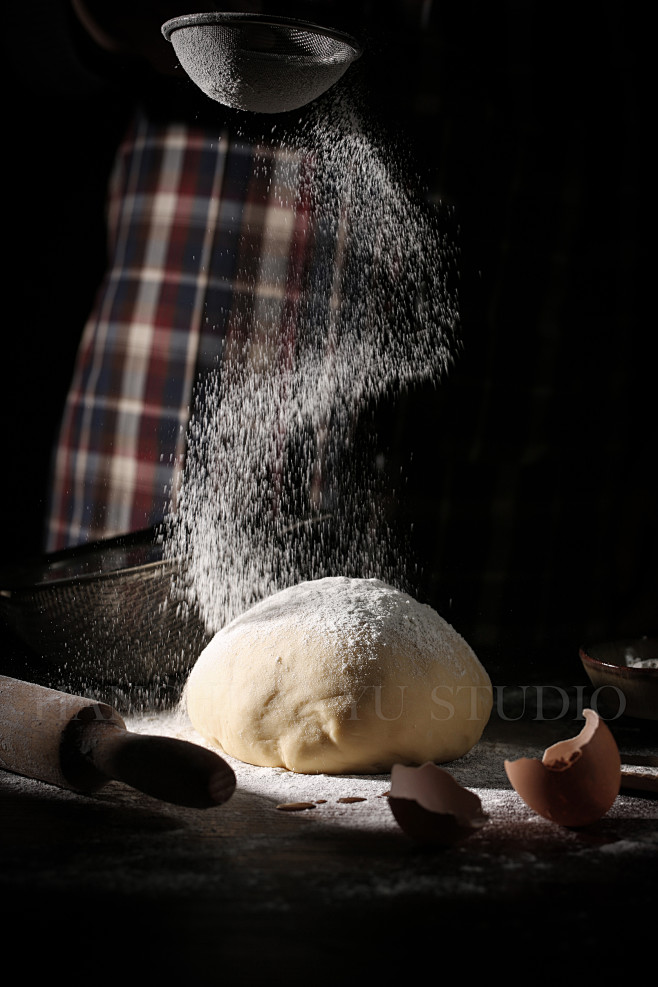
[45,109,318,551]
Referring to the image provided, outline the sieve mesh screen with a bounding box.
[162,13,362,114]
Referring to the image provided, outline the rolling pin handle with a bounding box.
[72,719,237,808]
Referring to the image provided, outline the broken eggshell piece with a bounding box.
[388,761,488,846]
[504,708,621,828]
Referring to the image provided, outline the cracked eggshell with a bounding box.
[504,708,621,827]
[388,761,488,846]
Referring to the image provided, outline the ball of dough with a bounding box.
[185,576,493,774]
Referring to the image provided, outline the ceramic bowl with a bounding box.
[579,637,658,720]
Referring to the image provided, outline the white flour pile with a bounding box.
[163,87,459,636]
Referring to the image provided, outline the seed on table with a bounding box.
[276,801,317,811]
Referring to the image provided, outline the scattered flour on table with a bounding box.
[123,707,658,850]
[127,704,394,826]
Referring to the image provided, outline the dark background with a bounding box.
[1,1,653,689]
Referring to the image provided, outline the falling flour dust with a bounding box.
[163,87,460,637]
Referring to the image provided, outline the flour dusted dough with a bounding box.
[185,577,493,774]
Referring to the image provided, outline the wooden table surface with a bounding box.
[1,689,655,985]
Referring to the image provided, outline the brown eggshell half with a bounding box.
[388,761,488,846]
[504,709,621,827]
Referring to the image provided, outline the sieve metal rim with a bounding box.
[161,11,363,60]
[0,527,173,596]
[0,560,175,605]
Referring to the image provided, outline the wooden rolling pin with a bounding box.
[0,675,236,808]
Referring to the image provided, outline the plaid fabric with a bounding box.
[46,109,315,551]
